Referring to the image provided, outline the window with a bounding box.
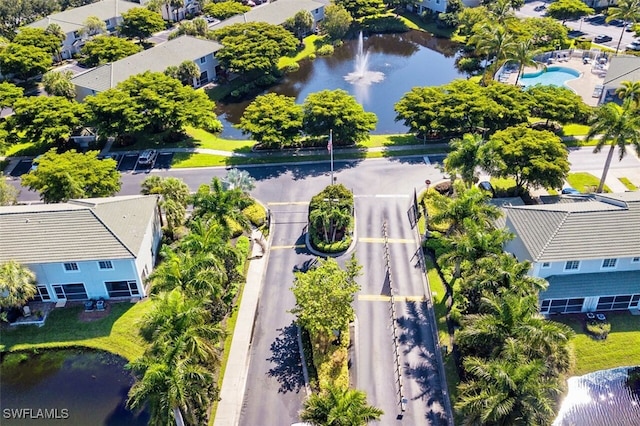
[597,295,637,311]
[53,283,88,300]
[540,300,551,313]
[631,295,640,308]
[105,280,139,298]
[632,257,640,263]
[541,262,551,268]
[564,260,580,271]
[602,258,617,269]
[64,262,79,272]
[33,285,51,302]
[98,260,113,270]
[200,56,206,64]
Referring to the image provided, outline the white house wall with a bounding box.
[134,204,163,295]
[534,257,640,279]
[416,0,448,14]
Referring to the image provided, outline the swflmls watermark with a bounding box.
[3,408,69,420]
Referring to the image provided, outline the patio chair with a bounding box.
[96,299,106,311]
[23,305,31,317]
[596,313,606,321]
[84,300,95,312]
[586,312,595,320]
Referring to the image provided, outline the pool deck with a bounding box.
[502,57,605,107]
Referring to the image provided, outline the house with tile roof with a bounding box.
[0,195,162,303]
[502,192,640,315]
[28,0,141,60]
[210,0,326,31]
[600,55,640,104]
[71,35,223,100]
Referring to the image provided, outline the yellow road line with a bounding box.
[358,295,425,302]
[358,237,414,244]
[270,244,306,250]
[267,201,309,206]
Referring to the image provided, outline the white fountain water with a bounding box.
[345,32,385,86]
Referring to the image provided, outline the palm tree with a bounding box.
[428,181,501,236]
[309,207,331,242]
[300,385,383,426]
[470,24,516,81]
[141,176,191,235]
[456,356,560,426]
[42,70,75,99]
[0,260,37,310]
[585,101,640,193]
[44,23,65,63]
[223,168,256,193]
[606,0,640,55]
[488,0,515,24]
[80,15,107,38]
[511,40,539,85]
[615,80,640,108]
[192,177,253,234]
[443,133,485,187]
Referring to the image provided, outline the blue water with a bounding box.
[520,66,581,88]
[553,366,640,426]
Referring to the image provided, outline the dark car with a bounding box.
[594,34,613,43]
[534,5,546,12]
[561,187,580,195]
[477,181,495,197]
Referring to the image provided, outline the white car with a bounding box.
[138,149,158,165]
[626,41,640,51]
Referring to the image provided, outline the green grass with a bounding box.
[561,123,590,137]
[556,313,640,376]
[566,172,611,193]
[618,177,638,191]
[2,141,45,157]
[489,177,517,196]
[547,188,559,196]
[397,12,456,39]
[0,301,152,361]
[278,34,326,69]
[184,127,254,152]
[360,133,441,148]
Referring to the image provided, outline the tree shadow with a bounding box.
[266,322,305,394]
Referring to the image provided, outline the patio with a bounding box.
[9,302,56,327]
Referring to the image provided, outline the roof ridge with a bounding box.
[88,209,137,258]
[534,210,569,262]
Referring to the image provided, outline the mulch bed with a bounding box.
[78,304,112,322]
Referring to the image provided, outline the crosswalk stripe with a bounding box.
[358,237,414,244]
[358,295,425,302]
[270,245,306,250]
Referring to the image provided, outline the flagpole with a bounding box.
[330,129,334,185]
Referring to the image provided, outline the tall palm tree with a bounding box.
[585,101,640,193]
[0,260,37,310]
[606,0,640,55]
[300,385,383,426]
[511,40,539,85]
[456,356,560,426]
[192,177,253,233]
[488,0,515,24]
[615,80,640,108]
[443,133,485,187]
[44,23,65,63]
[470,24,516,81]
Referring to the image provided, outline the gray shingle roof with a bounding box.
[0,195,159,264]
[603,55,640,89]
[28,0,140,34]
[211,0,325,29]
[543,270,640,300]
[71,35,223,92]
[503,192,640,262]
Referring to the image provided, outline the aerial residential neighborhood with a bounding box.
[1,0,640,425]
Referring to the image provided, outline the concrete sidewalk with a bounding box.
[214,229,271,426]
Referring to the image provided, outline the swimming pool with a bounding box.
[520,66,581,88]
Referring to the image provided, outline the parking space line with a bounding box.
[270,245,306,250]
[358,295,425,302]
[358,237,414,244]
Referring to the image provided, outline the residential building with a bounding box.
[0,195,162,303]
[584,0,618,8]
[71,35,222,100]
[411,0,478,17]
[600,55,640,104]
[502,192,640,315]
[137,0,200,22]
[211,0,326,31]
[28,0,141,60]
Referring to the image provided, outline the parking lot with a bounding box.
[9,152,174,177]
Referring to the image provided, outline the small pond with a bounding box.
[215,30,464,139]
[0,350,148,425]
[553,366,640,426]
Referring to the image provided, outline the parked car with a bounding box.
[138,149,157,165]
[625,23,635,32]
[594,34,613,43]
[626,41,640,51]
[534,5,546,12]
[477,181,495,197]
[30,155,43,171]
[608,19,625,27]
[561,187,580,195]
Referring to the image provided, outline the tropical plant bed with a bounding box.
[586,320,611,340]
[308,184,354,254]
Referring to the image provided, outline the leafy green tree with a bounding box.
[518,17,570,50]
[303,89,377,145]
[42,70,75,99]
[443,134,485,187]
[615,80,640,107]
[0,81,23,110]
[526,85,591,126]
[606,0,640,54]
[119,7,166,42]
[237,93,303,148]
[79,15,107,37]
[203,1,250,20]
[0,179,19,206]
[457,6,492,38]
[546,0,593,23]
[321,4,353,40]
[481,125,570,193]
[80,35,142,67]
[8,96,86,146]
[0,261,37,310]
[290,255,361,346]
[0,43,52,82]
[222,168,255,193]
[169,17,208,40]
[84,89,144,138]
[300,385,384,426]
[456,356,560,426]
[284,9,315,39]
[212,22,298,75]
[334,0,386,19]
[21,149,121,203]
[585,101,640,193]
[394,86,445,137]
[13,27,63,57]
[487,0,515,24]
[0,0,59,38]
[176,60,200,86]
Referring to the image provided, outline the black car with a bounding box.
[594,34,613,43]
[534,5,546,12]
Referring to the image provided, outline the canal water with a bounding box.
[215,30,464,138]
[0,350,148,425]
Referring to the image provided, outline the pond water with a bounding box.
[553,366,640,426]
[215,30,464,139]
[0,350,148,426]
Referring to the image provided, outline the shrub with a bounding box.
[424,232,448,259]
[317,44,334,56]
[586,321,611,340]
[284,62,300,73]
[235,235,251,259]
[308,53,316,60]
[311,234,352,253]
[243,203,266,227]
[226,218,244,238]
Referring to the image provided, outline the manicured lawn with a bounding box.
[172,152,230,168]
[278,34,326,69]
[561,123,590,137]
[555,313,640,376]
[0,300,152,361]
[362,134,442,148]
[489,177,517,196]
[2,141,45,157]
[184,127,254,152]
[618,177,638,191]
[397,12,458,40]
[566,172,611,193]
